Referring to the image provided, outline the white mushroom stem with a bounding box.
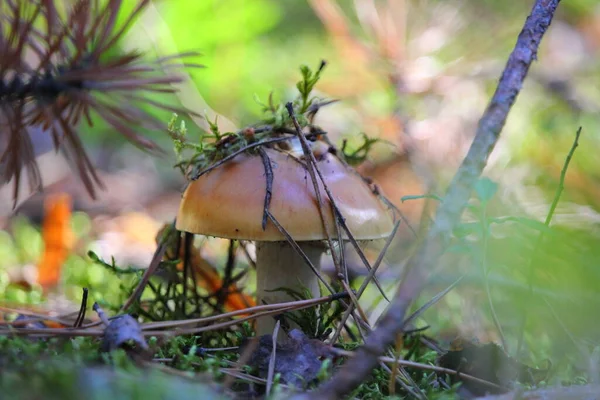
[255,241,325,337]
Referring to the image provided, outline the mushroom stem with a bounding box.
[255,241,324,337]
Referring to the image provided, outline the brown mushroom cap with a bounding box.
[176,147,394,241]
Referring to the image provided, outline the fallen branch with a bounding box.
[0,293,349,338]
[294,1,561,398]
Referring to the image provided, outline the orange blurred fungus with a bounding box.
[43,320,67,329]
[159,225,256,312]
[37,193,74,290]
[184,251,256,312]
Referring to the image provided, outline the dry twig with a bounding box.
[294,1,561,398]
[266,320,281,395]
[0,293,348,338]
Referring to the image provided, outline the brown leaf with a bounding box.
[244,329,333,389]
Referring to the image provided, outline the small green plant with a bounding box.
[341,132,389,166]
[277,286,345,340]
[297,61,327,113]
[167,61,382,182]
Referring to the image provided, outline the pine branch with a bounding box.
[0,0,200,205]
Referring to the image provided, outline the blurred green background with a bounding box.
[2,0,600,375]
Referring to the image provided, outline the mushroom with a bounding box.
[176,143,394,336]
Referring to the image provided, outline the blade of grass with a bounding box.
[515,126,582,358]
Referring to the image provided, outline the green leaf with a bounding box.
[341,133,386,166]
[295,61,327,113]
[401,194,443,203]
[474,177,498,203]
[453,221,481,238]
[489,216,553,233]
[446,243,474,254]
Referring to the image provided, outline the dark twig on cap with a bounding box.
[190,131,323,180]
[285,103,340,268]
[286,103,389,302]
[258,147,274,231]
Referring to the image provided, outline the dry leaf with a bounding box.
[245,329,333,389]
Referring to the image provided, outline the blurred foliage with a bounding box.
[2,0,600,396]
[68,0,600,202]
[154,0,288,121]
[0,337,223,400]
[0,213,131,307]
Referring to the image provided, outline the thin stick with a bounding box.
[0,308,77,328]
[1,294,348,338]
[223,335,258,390]
[180,232,192,317]
[191,131,322,180]
[402,276,464,328]
[266,320,281,395]
[329,348,506,393]
[142,303,319,336]
[183,231,202,313]
[142,292,348,330]
[481,207,508,350]
[388,335,402,397]
[330,201,346,283]
[73,288,89,328]
[120,223,170,313]
[221,368,293,388]
[238,240,257,270]
[295,2,561,398]
[216,240,237,308]
[93,303,110,326]
[330,220,400,344]
[285,104,340,270]
[267,211,367,337]
[258,147,273,231]
[286,104,388,300]
[542,296,583,355]
[340,280,369,325]
[342,228,389,301]
[267,211,335,294]
[381,361,425,399]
